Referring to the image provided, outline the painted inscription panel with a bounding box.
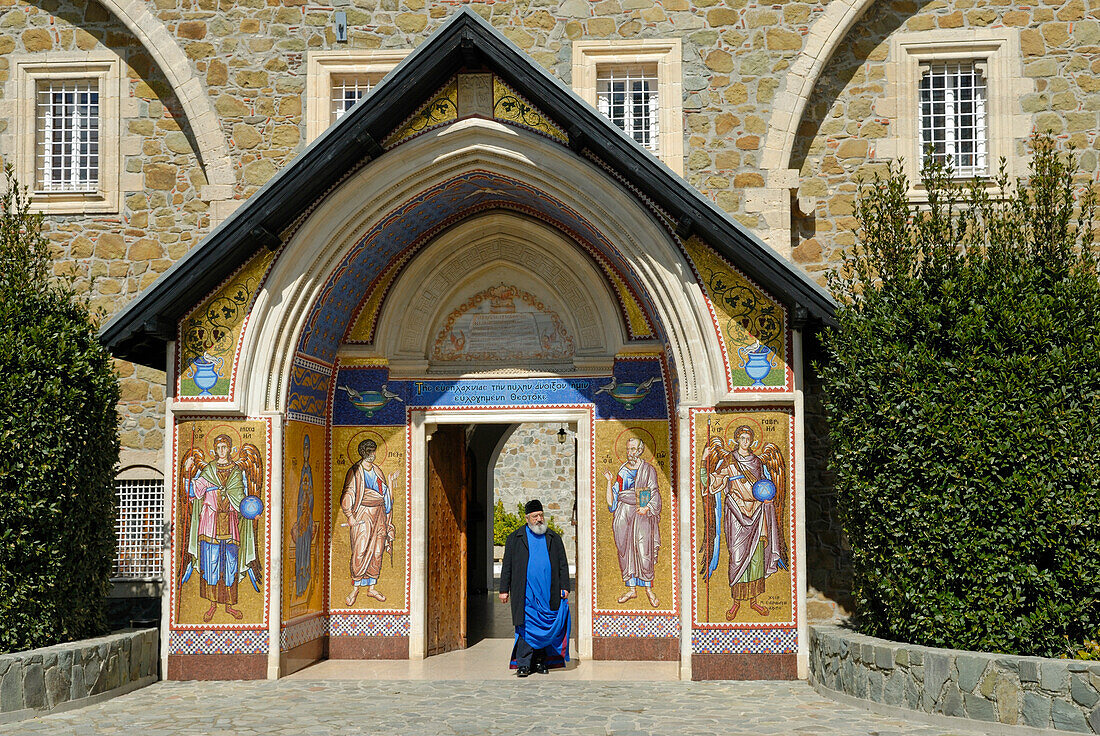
[330,424,408,613]
[594,418,675,614]
[691,408,795,629]
[283,420,326,621]
[173,417,269,628]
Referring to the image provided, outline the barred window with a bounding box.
[330,74,381,124]
[919,61,988,178]
[36,79,100,192]
[596,65,660,154]
[114,478,164,580]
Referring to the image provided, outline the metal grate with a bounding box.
[330,73,381,124]
[597,65,660,154]
[919,61,988,178]
[114,478,164,580]
[35,79,100,192]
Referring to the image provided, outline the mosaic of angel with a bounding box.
[179,433,265,622]
[698,421,788,620]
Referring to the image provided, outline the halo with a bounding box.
[613,426,658,463]
[204,423,242,451]
[725,416,764,451]
[345,429,390,468]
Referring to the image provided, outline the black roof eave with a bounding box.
[100,7,835,370]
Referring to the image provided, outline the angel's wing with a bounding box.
[177,448,205,584]
[759,442,789,566]
[697,441,726,579]
[237,443,265,500]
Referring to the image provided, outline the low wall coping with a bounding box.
[0,628,159,724]
[810,624,1100,734]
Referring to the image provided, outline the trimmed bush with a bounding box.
[0,168,120,653]
[820,136,1100,657]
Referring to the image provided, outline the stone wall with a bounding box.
[493,423,577,561]
[802,333,851,625]
[811,624,1100,733]
[0,628,158,724]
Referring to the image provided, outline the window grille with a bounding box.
[114,478,164,580]
[596,65,660,154]
[919,61,988,178]
[35,79,99,192]
[330,74,380,124]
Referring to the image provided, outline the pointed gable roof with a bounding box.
[101,8,834,368]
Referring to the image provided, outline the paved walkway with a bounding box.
[3,662,981,736]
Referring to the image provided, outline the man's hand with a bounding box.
[499,592,509,604]
[637,506,648,516]
[561,590,568,599]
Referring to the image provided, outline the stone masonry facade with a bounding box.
[3,0,1096,624]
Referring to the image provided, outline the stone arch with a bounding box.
[373,212,629,375]
[99,0,234,189]
[236,119,725,413]
[761,0,878,173]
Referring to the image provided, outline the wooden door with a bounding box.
[427,425,467,656]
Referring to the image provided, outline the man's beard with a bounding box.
[527,520,548,535]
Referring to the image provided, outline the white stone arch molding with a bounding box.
[100,0,234,190]
[373,212,629,375]
[235,118,726,416]
[761,0,877,174]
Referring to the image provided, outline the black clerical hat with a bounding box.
[524,499,543,515]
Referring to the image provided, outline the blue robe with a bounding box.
[510,527,571,669]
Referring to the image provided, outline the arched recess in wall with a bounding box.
[98,0,235,190]
[761,0,879,173]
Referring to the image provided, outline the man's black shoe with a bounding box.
[516,666,531,677]
[535,663,549,674]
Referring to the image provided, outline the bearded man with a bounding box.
[499,500,571,677]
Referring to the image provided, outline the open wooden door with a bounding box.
[426,425,468,656]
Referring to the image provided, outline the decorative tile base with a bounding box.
[168,629,268,655]
[593,615,680,638]
[691,627,797,654]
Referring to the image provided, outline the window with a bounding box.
[572,40,684,175]
[597,65,660,153]
[919,62,987,177]
[331,73,382,125]
[113,478,164,580]
[305,50,410,143]
[13,57,122,213]
[36,79,100,192]
[882,29,1027,197]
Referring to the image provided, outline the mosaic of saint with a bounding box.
[283,421,325,619]
[693,409,794,626]
[595,419,674,613]
[175,418,268,626]
[330,425,408,612]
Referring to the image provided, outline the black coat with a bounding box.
[499,525,569,629]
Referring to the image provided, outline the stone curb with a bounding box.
[0,628,158,725]
[810,625,1100,734]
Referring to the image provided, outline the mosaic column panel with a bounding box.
[690,407,798,679]
[168,416,271,679]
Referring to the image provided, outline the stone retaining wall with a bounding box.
[810,625,1100,733]
[0,628,158,724]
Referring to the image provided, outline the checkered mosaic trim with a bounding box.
[593,615,680,638]
[329,613,410,637]
[169,629,269,655]
[691,627,797,654]
[281,616,328,651]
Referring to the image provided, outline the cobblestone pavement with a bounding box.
[4,679,979,736]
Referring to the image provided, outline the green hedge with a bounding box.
[0,168,120,653]
[820,136,1100,657]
